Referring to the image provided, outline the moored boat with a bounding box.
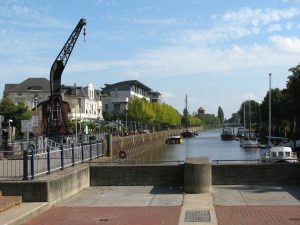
[240,131,259,148]
[181,129,195,138]
[166,135,183,144]
[221,127,234,140]
[262,146,298,163]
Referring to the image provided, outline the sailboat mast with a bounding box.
[249,98,251,131]
[185,94,188,129]
[243,101,246,129]
[268,73,272,145]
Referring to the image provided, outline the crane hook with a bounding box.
[83,26,86,42]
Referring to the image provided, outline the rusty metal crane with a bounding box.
[42,18,86,136]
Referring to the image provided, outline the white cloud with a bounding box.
[270,35,300,53]
[222,7,300,26]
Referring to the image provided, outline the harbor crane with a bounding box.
[41,18,86,136]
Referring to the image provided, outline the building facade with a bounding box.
[3,78,103,124]
[61,83,103,122]
[101,80,161,114]
[3,78,51,109]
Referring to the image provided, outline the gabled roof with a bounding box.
[6,78,50,92]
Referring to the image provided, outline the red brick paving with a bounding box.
[216,205,300,225]
[25,206,181,225]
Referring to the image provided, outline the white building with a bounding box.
[62,83,103,122]
[101,80,161,114]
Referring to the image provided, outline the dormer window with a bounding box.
[28,85,43,91]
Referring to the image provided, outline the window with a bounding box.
[279,152,284,156]
[285,152,290,156]
[272,152,277,157]
[18,92,22,96]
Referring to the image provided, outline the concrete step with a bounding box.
[0,194,22,213]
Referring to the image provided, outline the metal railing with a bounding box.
[0,140,104,180]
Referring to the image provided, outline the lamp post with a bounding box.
[34,97,38,136]
[8,119,13,144]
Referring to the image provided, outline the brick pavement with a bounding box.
[24,206,181,225]
[216,205,300,225]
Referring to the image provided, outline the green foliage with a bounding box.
[127,97,183,129]
[0,97,32,134]
[217,106,224,123]
[196,113,220,126]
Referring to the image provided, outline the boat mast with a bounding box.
[243,101,246,129]
[185,94,188,129]
[268,73,272,146]
[249,98,251,131]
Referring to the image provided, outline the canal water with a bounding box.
[135,129,262,162]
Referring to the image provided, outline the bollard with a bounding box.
[184,157,212,194]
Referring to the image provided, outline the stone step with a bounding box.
[0,194,22,213]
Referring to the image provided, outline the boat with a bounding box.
[181,95,196,138]
[236,127,247,139]
[262,146,298,163]
[166,135,183,144]
[221,127,234,140]
[181,129,195,138]
[240,131,259,148]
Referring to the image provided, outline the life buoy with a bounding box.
[119,150,127,159]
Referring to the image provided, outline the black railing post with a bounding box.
[72,144,75,166]
[30,146,35,180]
[89,142,92,161]
[22,141,28,180]
[81,143,84,163]
[60,145,64,170]
[47,146,50,175]
[96,140,99,158]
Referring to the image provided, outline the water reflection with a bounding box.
[135,129,261,162]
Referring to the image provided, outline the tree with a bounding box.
[217,106,224,124]
[238,100,260,131]
[0,97,32,137]
[285,64,300,138]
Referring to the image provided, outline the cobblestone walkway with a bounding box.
[216,205,300,225]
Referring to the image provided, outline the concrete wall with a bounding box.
[90,164,184,186]
[0,164,90,202]
[212,163,300,185]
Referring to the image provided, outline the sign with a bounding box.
[32,116,39,127]
[21,120,33,133]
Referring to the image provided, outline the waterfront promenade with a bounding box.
[1,184,300,225]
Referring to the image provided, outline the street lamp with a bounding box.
[8,119,13,143]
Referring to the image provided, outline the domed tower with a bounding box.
[198,106,205,115]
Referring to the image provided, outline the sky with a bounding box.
[1,0,300,119]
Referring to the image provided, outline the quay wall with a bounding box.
[90,164,184,186]
[1,161,300,202]
[0,164,89,202]
[212,163,300,185]
[111,128,203,159]
[89,163,300,187]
